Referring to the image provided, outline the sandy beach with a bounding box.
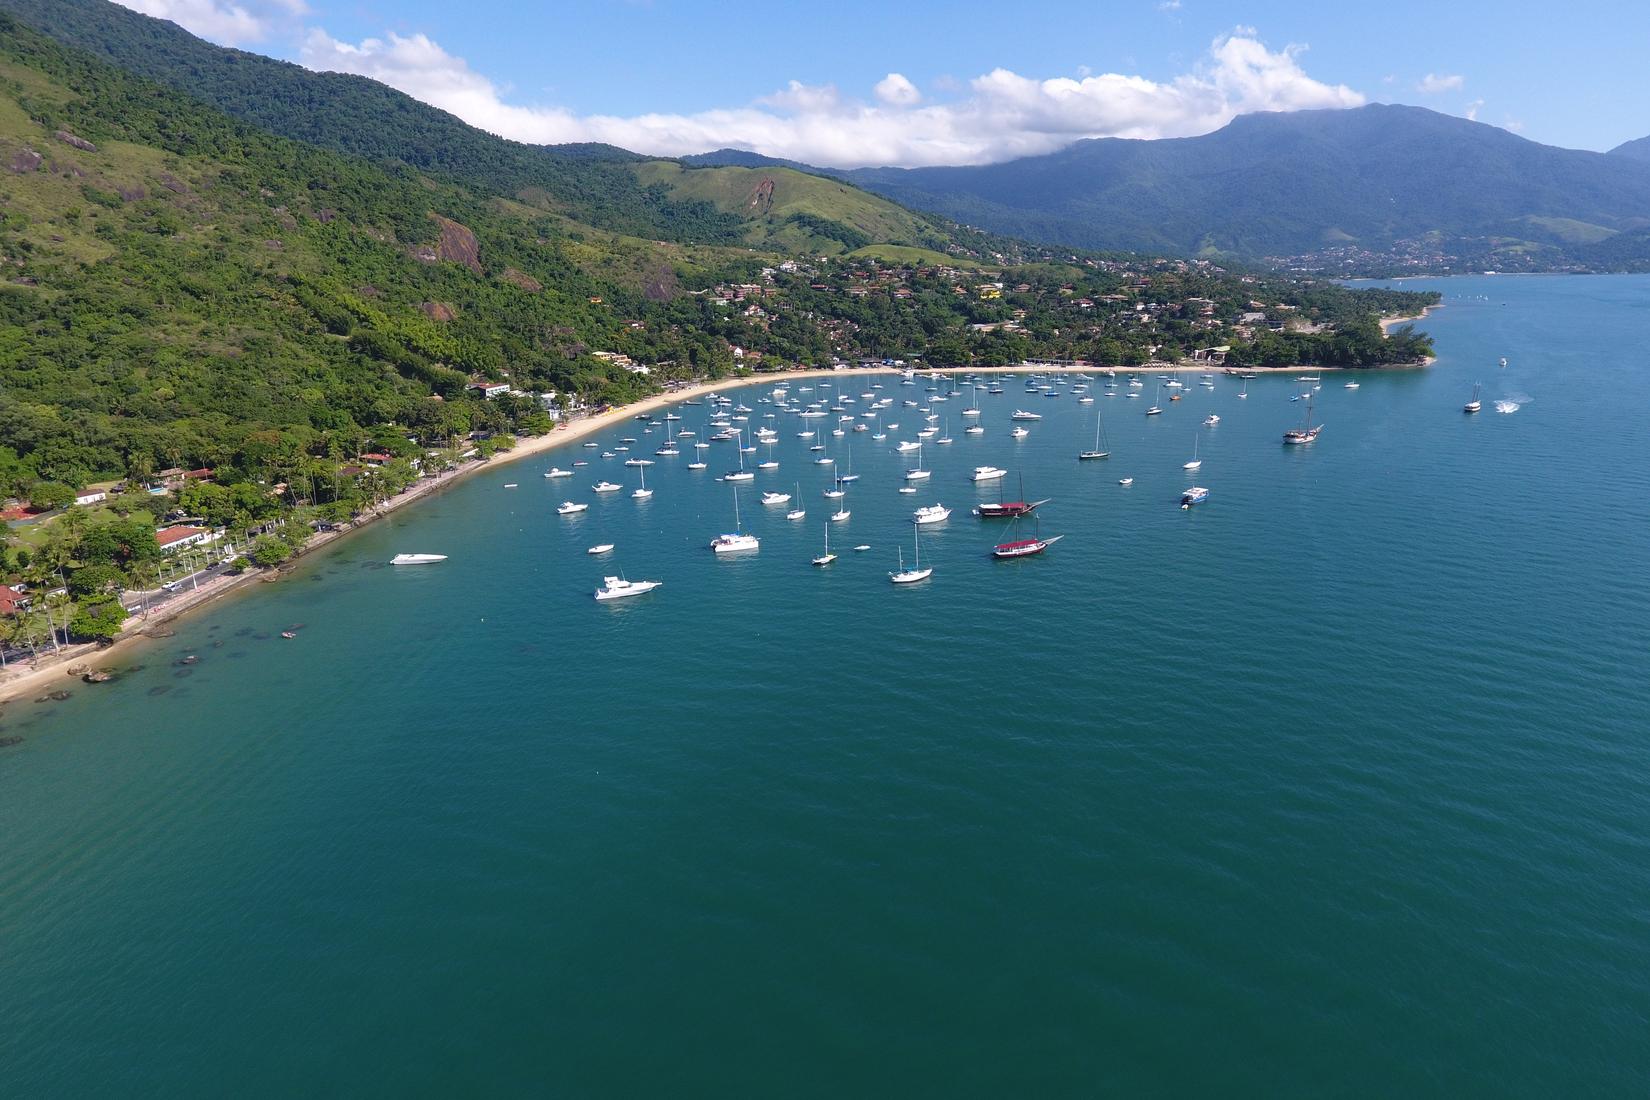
[0,354,1425,706]
[1381,303,1441,332]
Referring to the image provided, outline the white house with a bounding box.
[155,525,222,553]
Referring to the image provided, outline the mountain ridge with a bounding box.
[826,104,1650,271]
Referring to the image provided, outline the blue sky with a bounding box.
[120,1,1648,165]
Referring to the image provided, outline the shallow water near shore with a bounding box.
[4,274,1650,1095]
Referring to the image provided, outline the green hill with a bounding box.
[631,162,954,255]
[0,13,762,490]
[0,0,985,261]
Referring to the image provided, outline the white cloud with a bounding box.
[1503,117,1525,133]
[874,73,922,107]
[298,28,1365,168]
[114,0,306,46]
[1416,72,1465,94]
[1465,98,1484,121]
[1159,0,1183,11]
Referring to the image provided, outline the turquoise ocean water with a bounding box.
[3,274,1648,1095]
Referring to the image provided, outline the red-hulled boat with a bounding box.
[973,497,1049,518]
[992,533,1064,559]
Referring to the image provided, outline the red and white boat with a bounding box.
[991,533,1064,559]
[973,497,1049,518]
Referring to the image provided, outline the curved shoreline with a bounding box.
[1381,303,1441,332]
[0,357,1419,708]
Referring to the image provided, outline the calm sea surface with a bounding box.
[3,274,1649,1096]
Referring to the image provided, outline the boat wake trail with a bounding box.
[1494,400,1520,414]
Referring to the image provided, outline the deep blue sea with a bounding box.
[3,274,1649,1096]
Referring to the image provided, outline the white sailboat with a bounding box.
[812,520,836,566]
[632,464,653,499]
[710,486,759,553]
[831,478,851,522]
[724,429,754,481]
[905,442,931,481]
[1079,406,1110,460]
[786,482,806,520]
[1183,435,1202,471]
[889,521,932,584]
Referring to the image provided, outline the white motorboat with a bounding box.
[913,504,951,525]
[594,575,661,601]
[391,553,447,565]
[544,468,573,478]
[592,481,622,493]
[972,466,1008,483]
[1011,410,1043,421]
[557,502,588,515]
[587,544,614,555]
[761,490,791,505]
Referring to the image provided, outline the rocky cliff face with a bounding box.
[429,214,482,274]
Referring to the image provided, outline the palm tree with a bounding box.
[128,561,159,619]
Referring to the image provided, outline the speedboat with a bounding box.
[592,481,622,493]
[1118,478,1133,486]
[594,576,661,601]
[545,468,573,478]
[1011,427,1029,439]
[557,502,588,515]
[971,466,1008,483]
[1010,410,1042,421]
[1204,415,1220,426]
[587,544,614,555]
[1180,486,1209,508]
[390,553,447,565]
[761,491,791,505]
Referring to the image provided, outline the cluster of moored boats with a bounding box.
[406,364,1499,600]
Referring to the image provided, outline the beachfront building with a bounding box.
[156,525,222,554]
[0,584,30,617]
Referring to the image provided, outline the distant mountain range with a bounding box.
[695,106,1650,273]
[1608,134,1650,162]
[13,0,1648,274]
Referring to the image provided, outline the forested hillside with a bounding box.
[0,0,987,258]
